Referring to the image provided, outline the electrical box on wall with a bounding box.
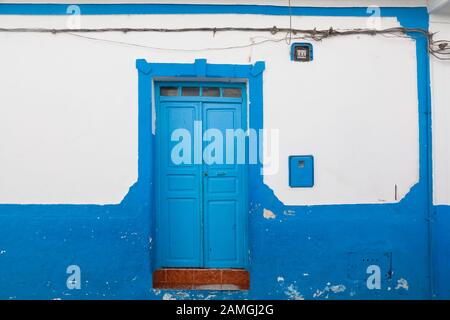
[289,155,314,188]
[291,43,313,62]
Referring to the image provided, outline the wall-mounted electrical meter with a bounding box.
[291,43,314,62]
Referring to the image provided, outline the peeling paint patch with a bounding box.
[263,208,276,219]
[313,283,346,298]
[162,293,175,300]
[175,292,191,299]
[152,289,161,296]
[285,284,304,300]
[0,250,6,255]
[149,237,153,250]
[249,202,262,215]
[313,289,326,298]
[277,276,285,283]
[395,278,409,290]
[329,284,346,293]
[283,209,296,216]
[162,291,191,300]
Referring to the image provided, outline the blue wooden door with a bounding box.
[155,83,247,269]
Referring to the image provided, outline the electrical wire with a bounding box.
[0,25,449,60]
[66,32,290,52]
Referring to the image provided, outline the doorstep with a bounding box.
[153,268,250,290]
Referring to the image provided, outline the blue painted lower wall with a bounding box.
[0,185,447,300]
[433,206,450,299]
[0,183,439,299]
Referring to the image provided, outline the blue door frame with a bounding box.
[155,81,249,269]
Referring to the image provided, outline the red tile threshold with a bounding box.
[153,268,250,290]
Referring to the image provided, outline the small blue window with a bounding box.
[289,155,314,188]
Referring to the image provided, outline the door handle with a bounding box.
[203,172,208,177]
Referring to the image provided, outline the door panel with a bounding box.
[203,103,246,268]
[157,101,202,267]
[207,200,238,262]
[167,198,198,261]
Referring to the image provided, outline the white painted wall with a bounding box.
[431,14,450,205]
[0,13,420,205]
